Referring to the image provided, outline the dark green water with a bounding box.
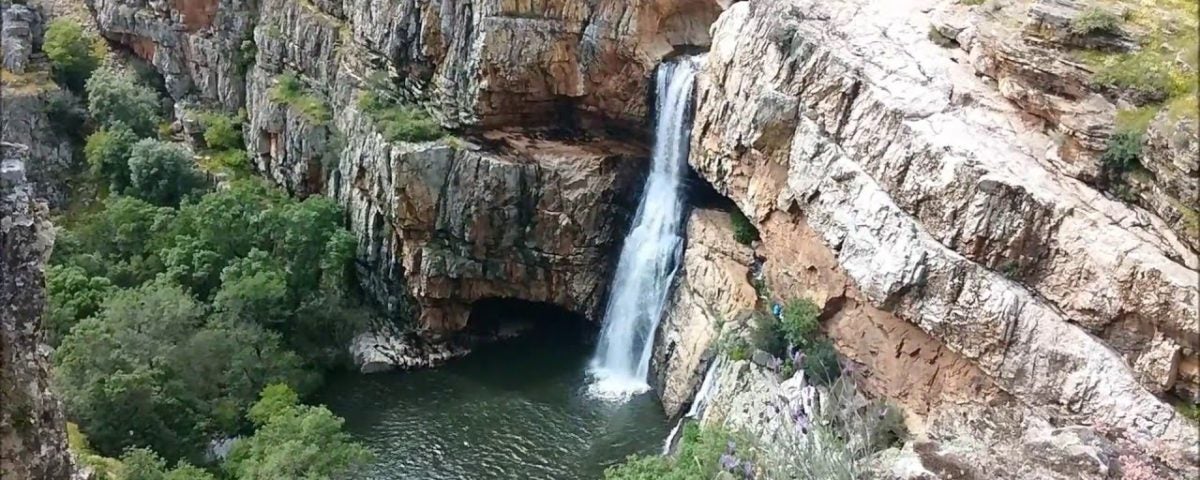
[316,327,670,480]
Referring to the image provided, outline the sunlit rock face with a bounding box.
[662,0,1195,475]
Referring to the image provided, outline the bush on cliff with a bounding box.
[781,298,822,349]
[86,66,162,137]
[730,208,759,245]
[43,18,104,92]
[269,72,330,124]
[127,138,205,207]
[357,75,444,143]
[605,423,750,480]
[85,123,140,193]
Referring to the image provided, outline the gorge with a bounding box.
[1,0,1198,479]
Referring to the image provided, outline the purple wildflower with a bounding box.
[720,453,741,471]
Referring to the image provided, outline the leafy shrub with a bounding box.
[1100,130,1143,176]
[750,312,786,357]
[730,209,759,245]
[205,148,250,175]
[1179,402,1200,423]
[44,90,88,141]
[269,72,330,124]
[721,333,751,362]
[42,19,103,92]
[85,124,139,193]
[199,112,244,151]
[235,34,257,76]
[762,379,906,480]
[358,89,444,143]
[127,138,205,206]
[605,423,748,480]
[86,66,162,137]
[803,339,841,386]
[781,298,822,349]
[1092,51,1190,103]
[1070,8,1121,36]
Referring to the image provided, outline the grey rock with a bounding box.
[691,0,1197,474]
[2,4,43,74]
[0,143,74,480]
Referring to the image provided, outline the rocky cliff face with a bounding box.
[88,0,698,345]
[84,0,1198,475]
[651,209,756,417]
[1,144,73,480]
[1,2,78,209]
[658,0,1197,476]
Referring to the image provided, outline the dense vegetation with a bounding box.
[41,20,372,479]
[358,72,445,143]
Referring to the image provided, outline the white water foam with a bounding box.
[588,56,701,400]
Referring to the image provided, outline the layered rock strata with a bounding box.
[663,0,1198,475]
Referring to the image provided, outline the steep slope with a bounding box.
[1,144,74,480]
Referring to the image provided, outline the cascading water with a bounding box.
[662,357,723,453]
[589,56,700,398]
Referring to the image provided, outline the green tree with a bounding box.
[127,139,204,206]
[212,250,290,326]
[55,282,314,462]
[226,385,371,480]
[45,264,114,346]
[86,66,162,137]
[120,447,170,480]
[120,448,217,480]
[780,298,821,349]
[42,19,102,92]
[247,384,301,426]
[55,283,209,460]
[85,124,139,193]
[52,196,173,286]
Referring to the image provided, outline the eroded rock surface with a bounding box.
[651,209,756,417]
[0,143,73,480]
[682,0,1198,474]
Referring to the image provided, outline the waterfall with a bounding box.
[589,56,700,398]
[662,357,723,454]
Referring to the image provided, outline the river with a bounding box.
[316,323,670,480]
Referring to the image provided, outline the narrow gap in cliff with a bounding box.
[465,298,596,346]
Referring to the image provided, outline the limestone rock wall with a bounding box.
[651,209,756,417]
[0,144,73,480]
[676,0,1199,475]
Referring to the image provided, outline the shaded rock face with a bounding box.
[2,3,44,74]
[330,126,647,335]
[651,209,756,417]
[674,0,1197,475]
[0,2,76,209]
[0,144,73,480]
